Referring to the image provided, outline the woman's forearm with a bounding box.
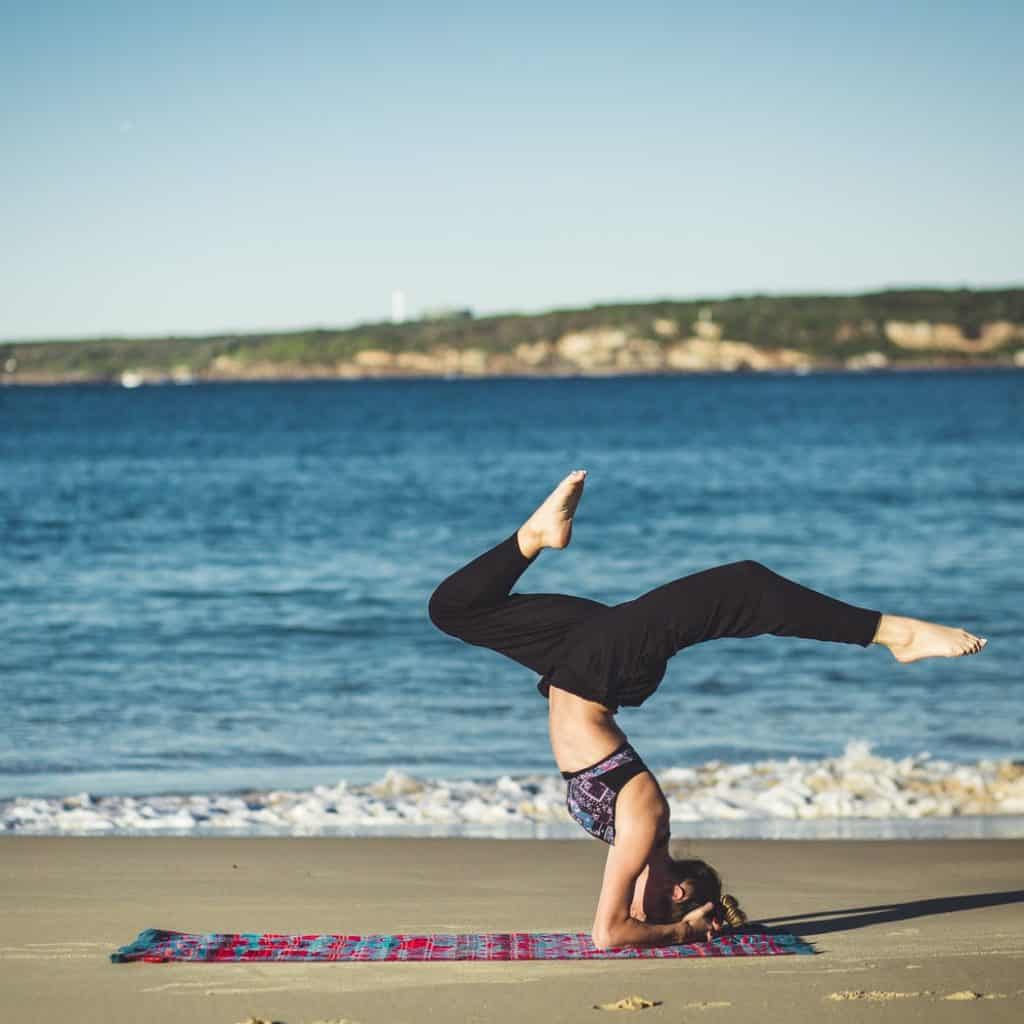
[592,916,689,950]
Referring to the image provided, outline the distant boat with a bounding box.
[120,371,143,388]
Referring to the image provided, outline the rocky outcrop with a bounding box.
[665,338,811,372]
[554,329,665,373]
[651,317,680,338]
[187,326,816,380]
[845,351,890,371]
[883,320,1023,352]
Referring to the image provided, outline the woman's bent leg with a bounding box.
[428,534,606,676]
[429,533,536,624]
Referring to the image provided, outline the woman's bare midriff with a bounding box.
[547,685,627,773]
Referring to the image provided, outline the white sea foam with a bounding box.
[4,742,1023,838]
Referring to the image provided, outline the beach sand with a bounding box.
[1,837,1021,1024]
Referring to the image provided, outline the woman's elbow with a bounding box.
[591,924,616,951]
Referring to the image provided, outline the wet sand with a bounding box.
[2,837,1022,1023]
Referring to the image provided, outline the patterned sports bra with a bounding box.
[562,741,670,846]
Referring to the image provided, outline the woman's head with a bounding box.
[662,857,747,929]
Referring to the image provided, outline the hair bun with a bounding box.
[720,893,748,928]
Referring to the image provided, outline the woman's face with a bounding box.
[635,872,698,924]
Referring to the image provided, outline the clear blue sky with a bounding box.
[2,1,1021,340]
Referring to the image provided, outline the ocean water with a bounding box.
[1,371,1022,835]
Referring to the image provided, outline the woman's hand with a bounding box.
[675,901,722,943]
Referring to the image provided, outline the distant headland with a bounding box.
[3,287,1023,386]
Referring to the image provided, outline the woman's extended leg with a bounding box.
[428,472,605,676]
[616,559,985,663]
[551,558,986,708]
[623,558,883,656]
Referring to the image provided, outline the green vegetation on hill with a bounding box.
[3,287,1023,382]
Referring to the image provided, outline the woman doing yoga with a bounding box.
[428,471,987,950]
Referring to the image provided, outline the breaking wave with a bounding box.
[5,742,1023,838]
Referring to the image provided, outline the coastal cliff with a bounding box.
[4,288,1023,385]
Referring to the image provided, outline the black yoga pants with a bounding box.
[428,534,882,711]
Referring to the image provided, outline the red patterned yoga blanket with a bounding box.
[111,928,813,962]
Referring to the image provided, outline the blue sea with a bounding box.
[1,372,1022,835]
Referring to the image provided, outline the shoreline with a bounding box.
[6,743,1023,838]
[4,817,1024,841]
[3,836,1021,1023]
[3,361,1022,388]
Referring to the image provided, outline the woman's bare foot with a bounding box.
[873,614,987,664]
[516,470,587,559]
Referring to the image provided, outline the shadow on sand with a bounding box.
[756,889,1024,937]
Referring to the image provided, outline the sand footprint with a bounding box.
[944,991,1007,1001]
[827,990,1008,1003]
[827,991,927,1002]
[593,994,662,1011]
[233,1019,363,1024]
